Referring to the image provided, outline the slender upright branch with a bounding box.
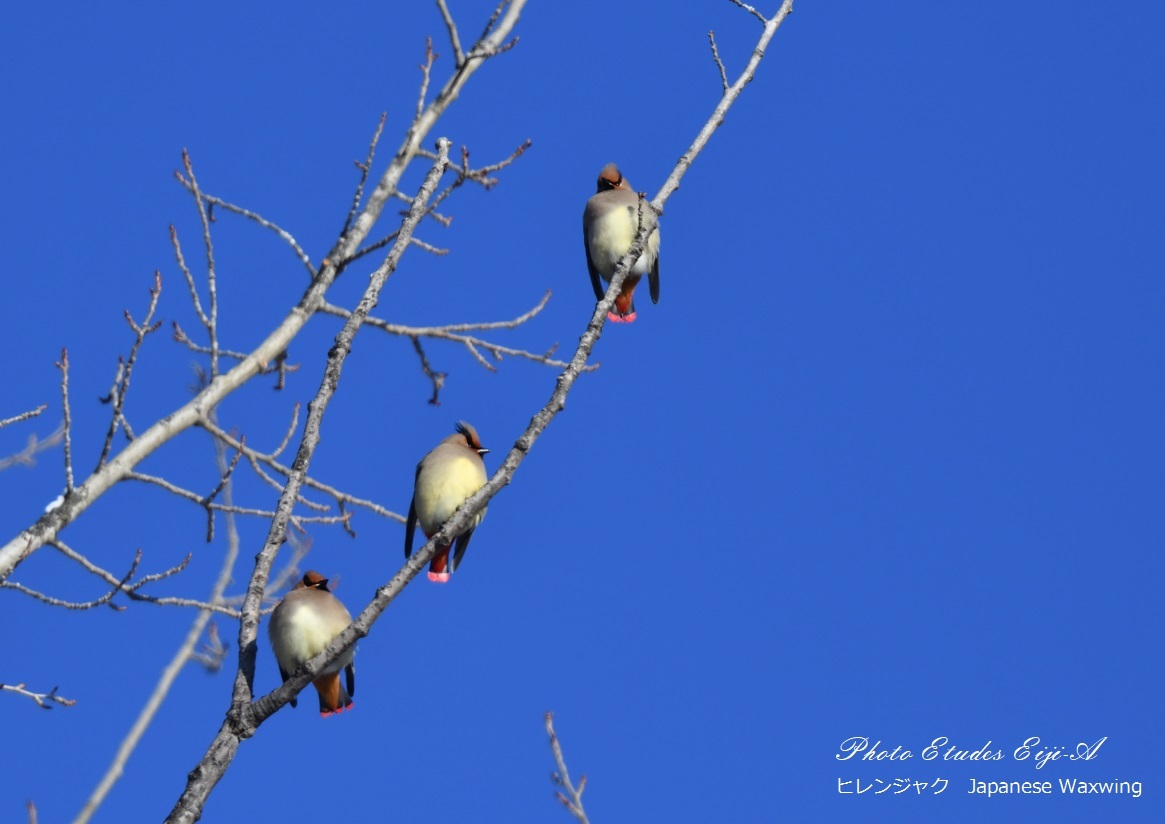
[97,272,164,468]
[546,713,591,824]
[181,150,221,378]
[342,113,387,238]
[56,349,74,493]
[437,0,466,66]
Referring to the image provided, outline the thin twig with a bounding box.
[708,31,730,93]
[0,682,76,709]
[173,182,317,279]
[2,550,141,611]
[437,0,466,66]
[170,225,209,327]
[198,416,402,521]
[180,150,220,377]
[410,335,446,405]
[728,0,769,24]
[546,713,590,824]
[319,292,598,385]
[0,405,47,429]
[124,471,352,531]
[343,113,387,238]
[45,539,209,610]
[97,272,163,468]
[56,349,74,493]
[417,37,438,119]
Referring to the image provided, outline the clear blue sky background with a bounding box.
[2,2,1162,822]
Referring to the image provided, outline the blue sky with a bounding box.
[2,2,1162,822]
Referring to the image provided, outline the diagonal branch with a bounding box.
[244,0,796,737]
[0,405,47,430]
[1,682,76,709]
[164,139,456,824]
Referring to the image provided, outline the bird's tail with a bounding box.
[315,673,354,717]
[428,546,452,583]
[609,276,639,323]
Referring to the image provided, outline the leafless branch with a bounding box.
[417,36,439,119]
[546,713,590,824]
[55,349,74,493]
[2,550,142,611]
[0,405,47,430]
[198,415,403,522]
[410,335,447,405]
[0,423,63,472]
[180,149,221,378]
[437,0,466,66]
[124,470,352,533]
[1,682,76,709]
[173,181,317,279]
[170,225,209,327]
[76,414,246,824]
[97,271,163,468]
[343,112,387,238]
[728,0,769,24]
[165,136,459,824]
[354,138,531,262]
[319,290,593,395]
[708,31,730,93]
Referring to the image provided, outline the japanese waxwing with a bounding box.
[267,571,356,717]
[582,163,661,322]
[405,422,490,583]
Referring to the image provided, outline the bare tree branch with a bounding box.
[708,31,730,93]
[55,349,75,493]
[165,136,458,824]
[343,113,387,239]
[0,423,63,472]
[97,272,164,469]
[437,0,465,66]
[1,682,76,709]
[0,0,530,583]
[546,712,590,824]
[0,405,47,430]
[172,182,317,279]
[75,414,246,824]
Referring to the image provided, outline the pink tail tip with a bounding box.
[428,571,451,583]
[607,311,636,323]
[320,702,353,718]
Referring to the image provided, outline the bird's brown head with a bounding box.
[295,570,331,592]
[596,163,627,193]
[455,421,489,456]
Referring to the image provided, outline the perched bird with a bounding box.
[405,422,490,583]
[582,163,661,322]
[267,571,356,717]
